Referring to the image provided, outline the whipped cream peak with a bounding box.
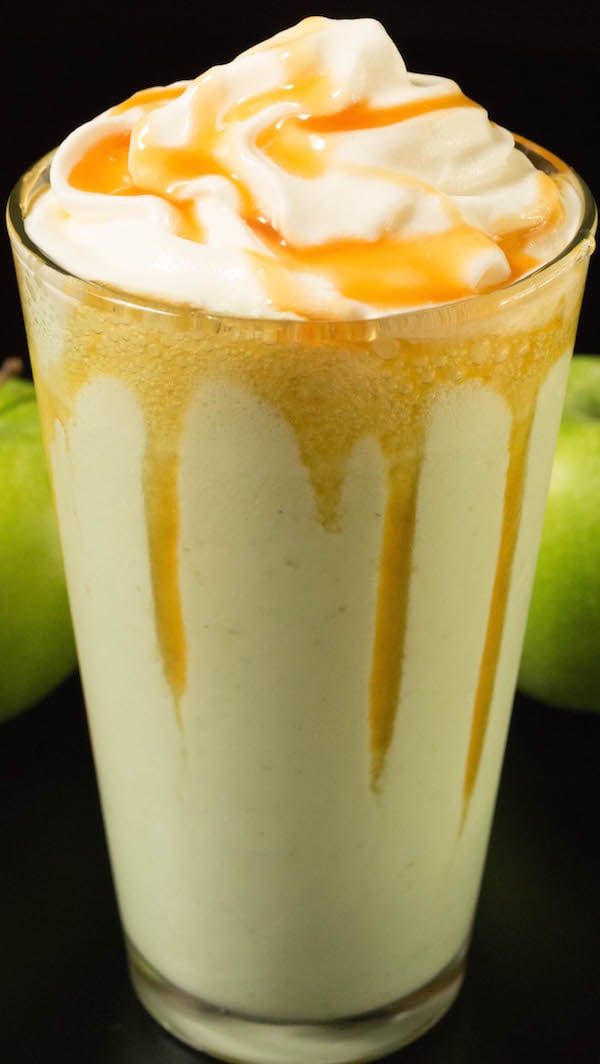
[26,16,580,318]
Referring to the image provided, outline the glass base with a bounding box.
[127,937,466,1064]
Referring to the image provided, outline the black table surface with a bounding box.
[1,678,598,1064]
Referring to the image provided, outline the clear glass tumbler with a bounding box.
[8,145,595,1064]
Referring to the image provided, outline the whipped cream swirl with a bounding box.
[25,16,580,318]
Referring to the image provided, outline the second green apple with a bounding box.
[518,355,600,712]
[0,363,77,721]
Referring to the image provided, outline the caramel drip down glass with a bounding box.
[8,145,595,1064]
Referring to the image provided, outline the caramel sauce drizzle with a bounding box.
[27,274,576,793]
[254,91,478,178]
[110,83,188,116]
[300,91,479,134]
[250,220,506,311]
[68,130,206,242]
[369,460,422,787]
[51,56,576,802]
[222,74,337,126]
[460,408,535,823]
[144,428,187,722]
[67,78,562,311]
[69,130,138,195]
[32,332,192,723]
[364,315,577,795]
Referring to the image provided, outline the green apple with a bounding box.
[518,355,600,711]
[0,359,77,721]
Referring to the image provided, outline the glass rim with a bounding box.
[6,138,597,339]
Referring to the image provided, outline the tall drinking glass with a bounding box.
[8,145,595,1064]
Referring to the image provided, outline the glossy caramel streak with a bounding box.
[303,91,479,134]
[69,131,139,196]
[143,429,187,722]
[110,84,188,116]
[369,460,422,789]
[68,132,206,242]
[461,407,535,824]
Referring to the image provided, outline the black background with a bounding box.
[1,3,599,1063]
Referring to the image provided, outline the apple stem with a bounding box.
[0,358,25,384]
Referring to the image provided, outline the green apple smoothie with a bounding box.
[8,16,595,1064]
